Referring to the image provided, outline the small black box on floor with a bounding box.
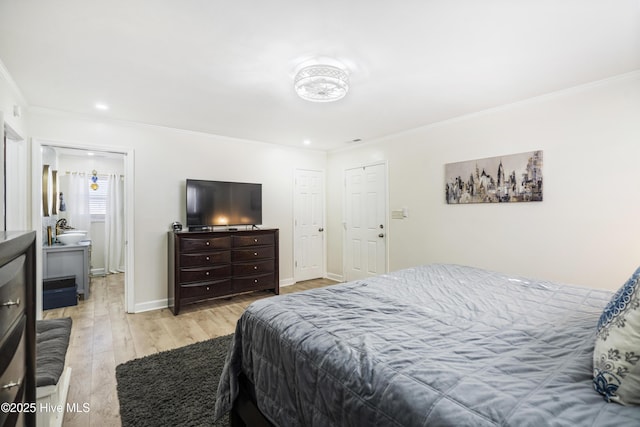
[43,275,77,310]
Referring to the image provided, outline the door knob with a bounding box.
[378,233,384,238]
[318,228,324,232]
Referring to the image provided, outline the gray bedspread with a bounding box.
[214,264,640,426]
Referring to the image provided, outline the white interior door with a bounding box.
[344,163,387,281]
[294,169,324,282]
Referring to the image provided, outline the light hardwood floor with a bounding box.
[42,274,338,426]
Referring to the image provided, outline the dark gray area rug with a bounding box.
[116,334,233,427]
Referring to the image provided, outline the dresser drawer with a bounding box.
[0,255,26,339]
[179,236,231,252]
[233,273,275,292]
[232,246,275,262]
[180,251,231,267]
[0,317,26,413]
[232,234,275,248]
[232,260,275,276]
[180,280,232,300]
[179,265,231,283]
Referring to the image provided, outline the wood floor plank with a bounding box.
[89,349,120,426]
[109,318,137,366]
[41,273,337,425]
[92,314,114,355]
[127,313,175,357]
[63,344,93,427]
[158,315,210,348]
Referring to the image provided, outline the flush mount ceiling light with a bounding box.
[294,64,349,102]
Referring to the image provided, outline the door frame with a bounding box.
[342,160,389,281]
[32,138,135,315]
[293,168,326,283]
[4,123,28,231]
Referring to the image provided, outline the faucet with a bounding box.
[56,218,69,236]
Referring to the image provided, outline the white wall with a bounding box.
[0,64,28,139]
[29,112,327,311]
[0,62,30,229]
[327,72,640,291]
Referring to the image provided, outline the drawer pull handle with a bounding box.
[254,238,258,242]
[254,252,258,256]
[2,380,21,390]
[206,256,210,261]
[1,298,20,308]
[206,241,210,246]
[205,272,210,276]
[254,279,258,283]
[254,266,258,270]
[206,286,210,291]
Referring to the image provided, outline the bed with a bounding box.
[213,264,640,426]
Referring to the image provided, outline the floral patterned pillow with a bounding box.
[593,266,640,405]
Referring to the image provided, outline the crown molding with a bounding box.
[28,105,328,154]
[330,69,640,154]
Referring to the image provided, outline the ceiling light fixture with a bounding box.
[294,64,349,103]
[95,103,109,111]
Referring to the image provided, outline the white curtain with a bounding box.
[104,174,125,273]
[60,173,91,236]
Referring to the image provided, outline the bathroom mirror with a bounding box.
[52,170,58,215]
[42,164,50,217]
[41,165,59,217]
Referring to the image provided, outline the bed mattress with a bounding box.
[214,264,640,426]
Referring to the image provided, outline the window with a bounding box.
[89,174,109,221]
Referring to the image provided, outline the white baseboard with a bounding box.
[134,299,168,313]
[90,268,126,276]
[280,277,295,287]
[90,267,105,276]
[326,272,344,282]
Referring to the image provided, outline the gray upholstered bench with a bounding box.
[36,317,72,427]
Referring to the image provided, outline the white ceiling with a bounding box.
[1,1,639,151]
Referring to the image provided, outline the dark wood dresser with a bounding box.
[0,231,36,427]
[168,229,279,315]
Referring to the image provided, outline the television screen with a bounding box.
[186,179,262,228]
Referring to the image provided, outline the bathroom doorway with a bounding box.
[33,139,134,314]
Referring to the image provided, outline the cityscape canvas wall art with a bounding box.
[445,150,543,204]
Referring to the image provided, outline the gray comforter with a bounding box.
[214,264,640,426]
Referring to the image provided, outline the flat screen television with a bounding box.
[186,179,262,229]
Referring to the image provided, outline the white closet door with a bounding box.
[344,163,387,281]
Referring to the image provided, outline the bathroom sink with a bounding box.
[56,231,87,245]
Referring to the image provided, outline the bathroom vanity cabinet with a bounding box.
[42,242,90,299]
